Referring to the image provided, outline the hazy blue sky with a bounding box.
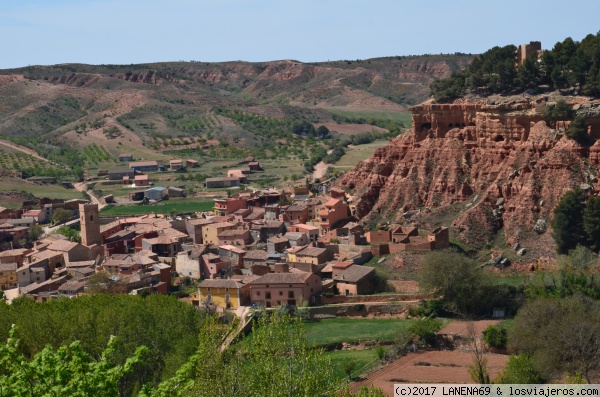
[1,0,599,68]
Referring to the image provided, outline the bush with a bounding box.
[483,324,507,349]
[407,317,443,346]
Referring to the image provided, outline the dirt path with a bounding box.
[313,149,333,180]
[0,139,49,162]
[74,182,106,210]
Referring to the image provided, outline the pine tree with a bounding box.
[583,196,600,250]
[552,189,586,254]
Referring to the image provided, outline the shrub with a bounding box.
[407,317,443,346]
[483,324,507,349]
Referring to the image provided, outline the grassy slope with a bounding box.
[0,178,82,204]
[332,140,392,169]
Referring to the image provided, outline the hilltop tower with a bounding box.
[79,203,101,247]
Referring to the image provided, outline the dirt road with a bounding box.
[73,182,106,210]
[313,149,333,180]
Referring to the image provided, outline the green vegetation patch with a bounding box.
[325,348,380,380]
[101,198,214,215]
[304,318,413,346]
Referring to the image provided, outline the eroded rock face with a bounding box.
[336,94,600,255]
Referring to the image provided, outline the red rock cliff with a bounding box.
[336,94,600,256]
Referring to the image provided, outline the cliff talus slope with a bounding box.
[337,94,600,255]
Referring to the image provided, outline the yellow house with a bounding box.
[198,279,250,310]
[286,245,307,263]
[202,222,238,246]
[0,262,18,290]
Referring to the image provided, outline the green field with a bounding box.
[304,318,413,347]
[101,198,214,215]
[332,140,390,169]
[0,179,83,206]
[325,348,381,380]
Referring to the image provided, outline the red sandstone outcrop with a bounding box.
[336,94,600,256]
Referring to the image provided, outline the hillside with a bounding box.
[335,92,600,258]
[0,55,472,161]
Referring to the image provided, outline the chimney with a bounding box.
[274,263,289,273]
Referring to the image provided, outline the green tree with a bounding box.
[551,188,586,254]
[566,116,590,145]
[343,359,357,380]
[53,225,81,242]
[420,250,493,315]
[407,317,443,346]
[542,99,575,130]
[73,166,85,181]
[509,295,600,383]
[495,354,544,384]
[482,324,507,349]
[52,208,73,225]
[28,224,43,241]
[0,326,147,397]
[584,196,600,250]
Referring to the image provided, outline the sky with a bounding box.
[1,0,599,69]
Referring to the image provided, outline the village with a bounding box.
[0,154,449,312]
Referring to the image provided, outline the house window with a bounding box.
[266,292,271,299]
[288,291,294,298]
[207,288,211,291]
[226,288,229,292]
[206,294,212,301]
[256,291,260,296]
[279,291,283,296]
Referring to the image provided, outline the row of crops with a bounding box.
[82,144,116,165]
[0,151,72,178]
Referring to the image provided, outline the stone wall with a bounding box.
[321,293,431,304]
[308,302,418,318]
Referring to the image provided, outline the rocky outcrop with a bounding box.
[336,94,600,255]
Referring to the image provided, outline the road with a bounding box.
[73,182,106,209]
[313,149,333,180]
[43,218,80,236]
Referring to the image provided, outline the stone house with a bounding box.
[217,229,251,246]
[282,204,308,224]
[0,262,18,290]
[333,264,376,296]
[185,218,213,244]
[287,223,319,243]
[218,245,246,268]
[294,247,331,265]
[134,174,150,187]
[175,246,207,279]
[46,240,93,262]
[267,236,289,253]
[202,222,239,245]
[243,250,268,268]
[248,265,322,307]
